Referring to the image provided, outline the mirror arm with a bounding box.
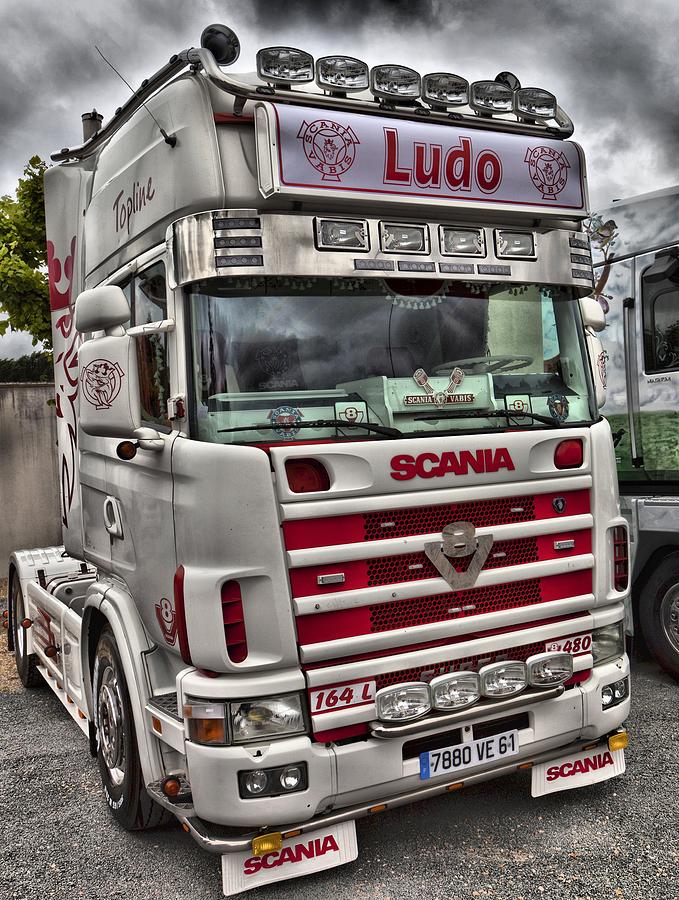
[127,318,176,337]
[134,426,165,452]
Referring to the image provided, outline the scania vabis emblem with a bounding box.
[297,118,359,182]
[524,145,570,200]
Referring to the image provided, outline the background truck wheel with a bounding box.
[10,572,43,688]
[640,552,679,680]
[93,626,170,830]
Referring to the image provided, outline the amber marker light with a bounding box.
[161,776,182,799]
[252,833,283,857]
[20,618,32,629]
[369,804,387,813]
[151,716,163,734]
[446,782,464,792]
[608,731,629,752]
[116,440,138,460]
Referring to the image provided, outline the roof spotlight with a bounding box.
[515,87,557,119]
[422,72,469,108]
[200,24,240,66]
[370,65,421,102]
[469,80,513,115]
[257,47,314,85]
[316,56,369,94]
[494,71,522,92]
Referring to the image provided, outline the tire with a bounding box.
[93,626,170,830]
[639,552,679,680]
[10,572,43,689]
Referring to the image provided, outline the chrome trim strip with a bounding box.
[287,514,593,568]
[370,685,564,737]
[295,554,595,616]
[280,475,593,521]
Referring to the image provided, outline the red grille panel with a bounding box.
[368,579,542,633]
[363,495,535,541]
[366,537,538,587]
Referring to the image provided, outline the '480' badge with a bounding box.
[297,119,360,182]
[524,146,570,200]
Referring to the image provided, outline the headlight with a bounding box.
[592,622,625,665]
[375,683,431,721]
[230,695,306,743]
[430,671,480,709]
[479,661,527,697]
[526,652,573,687]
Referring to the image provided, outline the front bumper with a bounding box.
[164,655,629,842]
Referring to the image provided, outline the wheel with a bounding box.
[432,355,533,375]
[639,552,679,679]
[10,571,43,688]
[93,626,170,830]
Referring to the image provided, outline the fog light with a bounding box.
[243,771,268,795]
[479,661,527,697]
[280,765,303,791]
[601,676,629,710]
[526,652,573,687]
[380,221,429,253]
[252,833,283,857]
[440,226,485,256]
[495,230,535,258]
[375,683,431,721]
[430,671,480,710]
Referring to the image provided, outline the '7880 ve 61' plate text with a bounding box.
[420,729,520,780]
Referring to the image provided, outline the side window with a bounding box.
[643,271,679,373]
[134,262,171,427]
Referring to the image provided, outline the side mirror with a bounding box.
[75,286,164,450]
[579,296,606,333]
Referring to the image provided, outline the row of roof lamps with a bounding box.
[256,49,557,119]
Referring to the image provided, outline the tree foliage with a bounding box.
[0,351,53,383]
[0,156,51,348]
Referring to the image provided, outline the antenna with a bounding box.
[94,45,177,147]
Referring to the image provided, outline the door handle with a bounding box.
[103,495,124,539]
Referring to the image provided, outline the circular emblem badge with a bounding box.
[81,358,125,410]
[296,119,360,182]
[547,393,570,423]
[524,146,570,200]
[268,405,303,440]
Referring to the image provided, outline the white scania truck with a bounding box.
[8,25,631,895]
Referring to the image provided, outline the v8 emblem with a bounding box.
[424,521,493,590]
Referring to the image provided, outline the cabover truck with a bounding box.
[591,186,679,678]
[8,24,631,895]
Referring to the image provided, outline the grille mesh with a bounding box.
[363,495,535,541]
[366,537,539,587]
[368,578,542,633]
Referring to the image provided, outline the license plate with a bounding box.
[419,729,520,780]
[545,632,592,654]
[531,747,625,797]
[221,821,358,896]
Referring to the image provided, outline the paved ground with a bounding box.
[1,585,677,900]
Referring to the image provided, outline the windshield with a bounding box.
[187,276,594,444]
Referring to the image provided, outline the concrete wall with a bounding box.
[0,384,62,564]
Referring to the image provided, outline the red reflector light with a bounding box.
[174,566,193,666]
[612,525,629,592]
[222,581,248,663]
[285,458,331,493]
[554,439,583,470]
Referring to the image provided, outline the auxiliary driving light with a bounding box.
[495,230,536,259]
[375,683,431,721]
[526,652,573,687]
[440,226,485,257]
[239,763,308,799]
[257,47,314,84]
[380,222,429,253]
[316,56,369,93]
[515,87,557,120]
[430,672,480,710]
[371,65,421,101]
[315,218,369,251]
[479,661,527,697]
[601,677,629,710]
[470,80,513,114]
[422,72,469,107]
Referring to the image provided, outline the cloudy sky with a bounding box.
[2,0,678,356]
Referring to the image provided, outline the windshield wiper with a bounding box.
[218,419,402,438]
[413,409,561,427]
